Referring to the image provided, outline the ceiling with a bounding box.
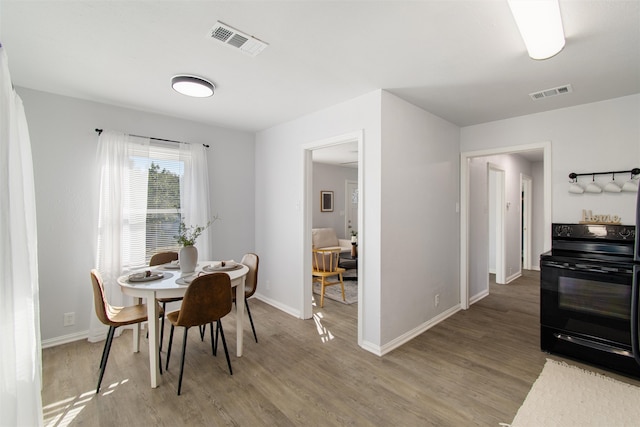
[1,1,638,140]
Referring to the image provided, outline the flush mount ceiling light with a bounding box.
[171,75,215,97]
[508,0,565,60]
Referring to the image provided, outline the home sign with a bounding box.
[579,209,621,224]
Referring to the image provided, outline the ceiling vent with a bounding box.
[529,84,573,101]
[209,21,268,57]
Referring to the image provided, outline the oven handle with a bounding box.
[632,265,640,366]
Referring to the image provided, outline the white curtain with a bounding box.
[180,142,212,259]
[0,45,43,426]
[90,131,150,342]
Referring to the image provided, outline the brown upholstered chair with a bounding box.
[235,253,259,343]
[312,248,346,307]
[90,269,163,393]
[165,273,233,395]
[149,251,180,350]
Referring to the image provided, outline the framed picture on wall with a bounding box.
[321,191,334,212]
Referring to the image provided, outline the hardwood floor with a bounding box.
[42,271,639,426]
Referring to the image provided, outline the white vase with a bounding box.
[179,246,198,273]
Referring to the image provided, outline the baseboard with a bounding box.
[42,330,88,349]
[377,304,462,356]
[469,289,489,305]
[253,293,301,319]
[506,270,522,284]
[530,265,540,271]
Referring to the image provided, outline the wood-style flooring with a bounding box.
[42,270,640,426]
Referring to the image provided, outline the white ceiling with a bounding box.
[1,1,638,139]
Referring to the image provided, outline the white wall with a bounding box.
[461,95,640,226]
[18,87,255,345]
[531,161,544,270]
[312,163,358,238]
[255,90,383,348]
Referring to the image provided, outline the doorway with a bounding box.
[459,141,551,309]
[302,130,364,345]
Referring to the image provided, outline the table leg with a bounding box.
[236,277,245,357]
[146,292,160,388]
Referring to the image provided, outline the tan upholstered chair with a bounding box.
[149,251,180,350]
[165,273,233,395]
[235,253,259,343]
[90,269,163,393]
[312,248,346,307]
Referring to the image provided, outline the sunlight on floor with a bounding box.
[43,379,129,426]
[312,311,335,343]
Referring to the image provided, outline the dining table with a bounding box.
[117,260,249,388]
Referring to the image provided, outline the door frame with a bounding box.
[488,164,506,284]
[521,174,533,270]
[460,141,551,309]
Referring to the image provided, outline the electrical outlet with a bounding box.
[434,294,440,307]
[63,312,75,327]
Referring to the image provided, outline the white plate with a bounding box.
[129,271,164,282]
[160,262,181,270]
[203,263,241,272]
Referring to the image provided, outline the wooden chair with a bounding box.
[149,251,180,350]
[90,269,163,393]
[165,273,233,395]
[235,253,259,343]
[312,248,346,307]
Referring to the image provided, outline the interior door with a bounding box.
[345,180,358,238]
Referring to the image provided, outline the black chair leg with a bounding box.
[97,326,116,393]
[210,320,215,355]
[217,321,232,375]
[214,321,219,356]
[245,299,258,343]
[166,324,175,370]
[177,327,189,395]
[159,302,167,350]
[199,324,206,341]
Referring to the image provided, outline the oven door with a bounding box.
[541,258,633,349]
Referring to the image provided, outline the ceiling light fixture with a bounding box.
[171,75,215,97]
[508,0,565,60]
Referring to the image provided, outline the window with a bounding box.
[129,142,185,265]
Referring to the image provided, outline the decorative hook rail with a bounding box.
[569,168,640,181]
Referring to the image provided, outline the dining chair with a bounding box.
[149,251,180,350]
[90,269,163,394]
[236,253,259,343]
[165,272,233,395]
[312,248,346,307]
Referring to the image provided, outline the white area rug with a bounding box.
[312,280,357,304]
[509,359,640,427]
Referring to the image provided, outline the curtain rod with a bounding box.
[95,128,209,148]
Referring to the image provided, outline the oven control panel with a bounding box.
[553,223,636,241]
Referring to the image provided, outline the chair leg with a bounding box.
[214,321,219,356]
[210,320,215,355]
[159,302,167,350]
[245,299,258,343]
[217,321,232,375]
[177,327,189,395]
[166,324,175,370]
[96,326,116,394]
[199,324,206,341]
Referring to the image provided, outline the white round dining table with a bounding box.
[118,261,249,388]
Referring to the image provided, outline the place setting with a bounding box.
[127,269,170,283]
[175,261,241,285]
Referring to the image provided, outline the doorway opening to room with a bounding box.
[302,130,363,346]
[460,142,550,309]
